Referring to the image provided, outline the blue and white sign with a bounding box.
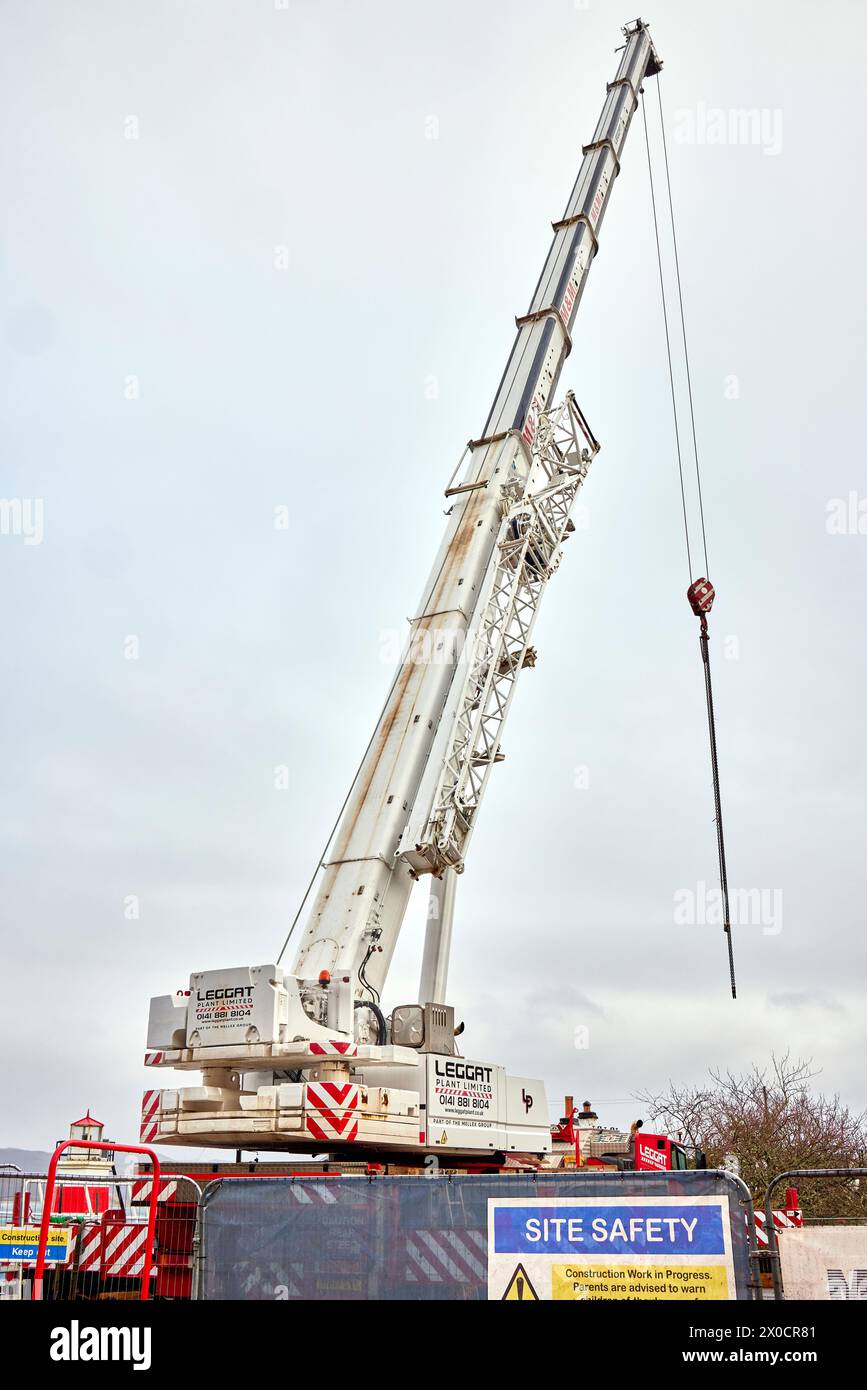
[488,1195,736,1301]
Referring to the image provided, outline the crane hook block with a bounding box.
[687,577,715,616]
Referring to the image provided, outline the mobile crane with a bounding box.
[142,19,664,1164]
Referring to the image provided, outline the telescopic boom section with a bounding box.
[291,20,662,1002]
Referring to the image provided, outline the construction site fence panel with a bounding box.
[777,1225,867,1300]
[0,1171,201,1302]
[761,1167,867,1301]
[198,1169,756,1302]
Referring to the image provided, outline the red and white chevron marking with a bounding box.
[101,1223,151,1278]
[754,1209,803,1247]
[140,1090,160,1144]
[68,1223,103,1272]
[304,1082,359,1144]
[130,1178,178,1204]
[405,1228,487,1285]
[308,1041,358,1057]
[143,1050,164,1066]
[0,1225,102,1272]
[286,1182,338,1205]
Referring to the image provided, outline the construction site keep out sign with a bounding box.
[487,1196,736,1300]
[0,1226,70,1265]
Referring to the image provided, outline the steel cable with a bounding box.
[643,81,737,998]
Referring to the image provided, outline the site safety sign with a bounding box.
[487,1195,736,1300]
[0,1226,70,1265]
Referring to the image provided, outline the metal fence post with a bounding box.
[709,1168,761,1302]
[195,1180,223,1301]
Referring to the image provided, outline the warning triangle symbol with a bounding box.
[501,1262,539,1301]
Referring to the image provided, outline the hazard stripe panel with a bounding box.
[74,1224,104,1273]
[754,1209,803,1248]
[101,1223,150,1277]
[308,1041,358,1057]
[405,1229,487,1284]
[140,1090,160,1143]
[304,1082,359,1143]
[130,1178,178,1204]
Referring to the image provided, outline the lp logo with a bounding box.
[522,1088,533,1114]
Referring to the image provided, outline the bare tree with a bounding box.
[636,1053,867,1219]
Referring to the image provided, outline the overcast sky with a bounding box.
[1,0,865,1153]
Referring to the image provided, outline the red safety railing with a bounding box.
[33,1140,162,1301]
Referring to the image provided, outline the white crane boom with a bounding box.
[142,20,663,1159]
[291,17,660,1000]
